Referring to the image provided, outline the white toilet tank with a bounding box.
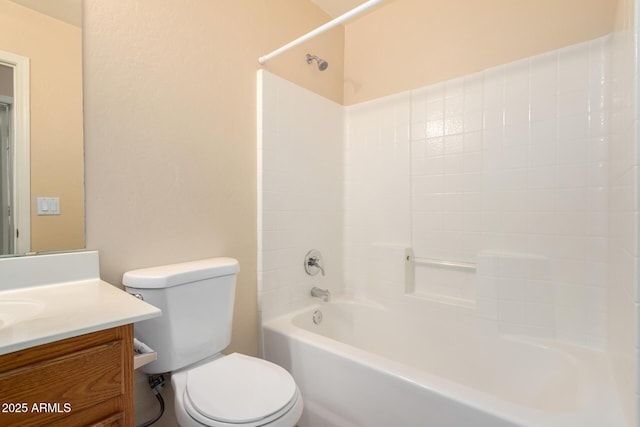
[123,257,239,374]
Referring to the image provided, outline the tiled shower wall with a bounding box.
[345,36,612,349]
[259,35,636,353]
[607,26,638,421]
[257,70,344,322]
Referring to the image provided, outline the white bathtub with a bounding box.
[262,298,626,427]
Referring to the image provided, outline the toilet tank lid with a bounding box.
[123,257,239,289]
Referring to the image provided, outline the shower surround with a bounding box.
[346,36,611,348]
[258,32,637,425]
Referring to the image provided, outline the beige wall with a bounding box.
[83,0,343,360]
[344,0,618,105]
[615,0,636,30]
[0,0,84,253]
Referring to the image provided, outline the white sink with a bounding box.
[0,299,45,329]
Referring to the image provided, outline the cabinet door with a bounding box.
[0,325,133,427]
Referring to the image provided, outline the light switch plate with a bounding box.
[37,197,60,215]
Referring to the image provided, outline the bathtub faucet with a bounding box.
[305,250,325,277]
[311,286,330,302]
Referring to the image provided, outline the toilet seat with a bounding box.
[182,353,300,426]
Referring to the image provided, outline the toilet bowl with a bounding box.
[171,353,303,427]
[123,258,303,427]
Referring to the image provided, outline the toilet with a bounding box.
[123,258,303,427]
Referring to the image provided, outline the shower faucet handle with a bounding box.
[304,250,325,276]
[308,257,325,275]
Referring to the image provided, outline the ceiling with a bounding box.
[9,0,82,27]
[8,0,372,29]
[310,0,370,19]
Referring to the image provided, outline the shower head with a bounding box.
[306,54,328,71]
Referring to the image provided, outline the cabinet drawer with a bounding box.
[87,412,125,427]
[0,340,123,426]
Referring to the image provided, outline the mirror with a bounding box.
[0,0,84,256]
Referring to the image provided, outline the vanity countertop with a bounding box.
[0,251,161,355]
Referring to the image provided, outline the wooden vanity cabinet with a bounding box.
[0,325,134,427]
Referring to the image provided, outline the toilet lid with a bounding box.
[184,353,297,424]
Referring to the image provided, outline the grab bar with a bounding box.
[407,255,476,272]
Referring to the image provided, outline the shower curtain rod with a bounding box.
[258,0,384,65]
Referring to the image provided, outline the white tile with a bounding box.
[558,42,590,93]
[588,137,608,162]
[588,36,608,82]
[464,130,483,152]
[445,95,464,117]
[425,81,445,101]
[483,107,504,129]
[587,161,608,187]
[527,258,551,280]
[530,90,558,122]
[585,237,607,262]
[444,117,464,136]
[496,169,528,192]
[504,60,530,105]
[530,51,558,90]
[483,67,505,107]
[426,119,445,138]
[498,300,525,323]
[411,138,426,159]
[445,77,465,98]
[503,145,527,169]
[477,297,498,319]
[524,302,555,327]
[558,89,589,116]
[588,82,608,112]
[498,277,526,300]
[476,253,500,276]
[426,99,444,121]
[558,113,589,141]
[527,189,557,212]
[528,143,557,167]
[443,135,464,154]
[556,188,588,212]
[558,139,589,165]
[504,101,530,126]
[524,280,554,304]
[464,88,483,113]
[503,123,530,145]
[411,122,426,140]
[499,256,531,279]
[477,275,498,297]
[527,166,558,189]
[483,127,504,150]
[411,88,428,123]
[530,119,558,145]
[588,112,609,138]
[557,164,588,188]
[423,156,445,174]
[552,236,587,260]
[464,110,483,133]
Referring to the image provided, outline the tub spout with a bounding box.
[311,286,330,302]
